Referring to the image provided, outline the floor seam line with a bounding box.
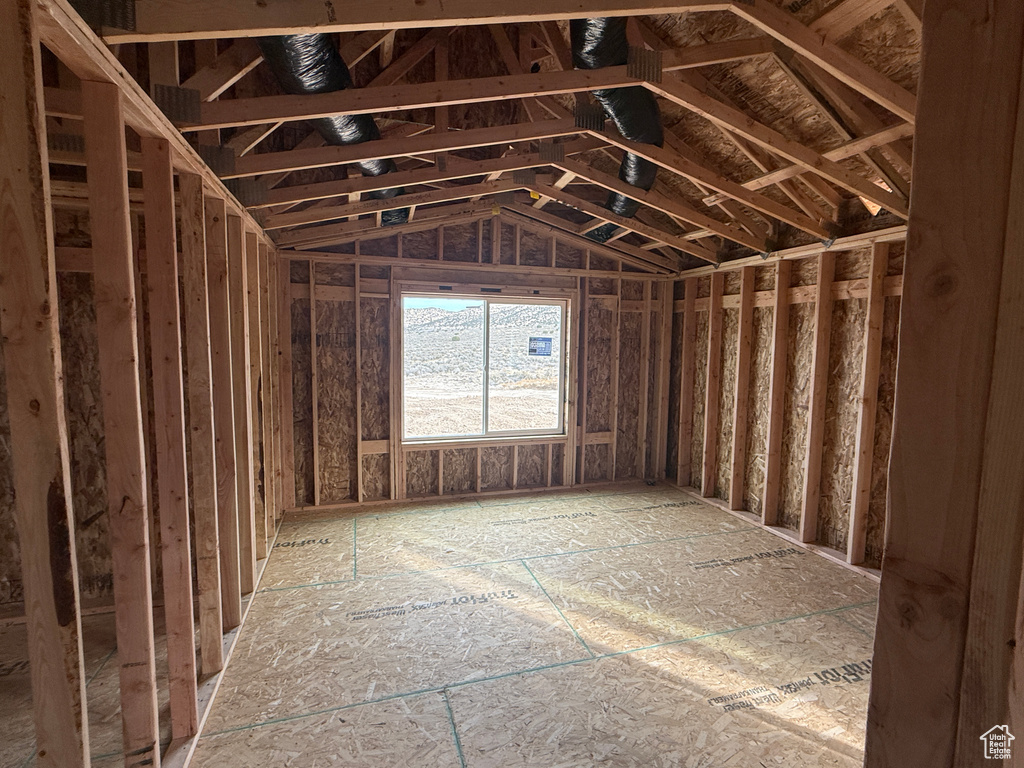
[256,525,758,593]
[198,598,878,740]
[520,558,595,658]
[442,689,468,768]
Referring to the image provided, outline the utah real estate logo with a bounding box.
[981,725,1014,759]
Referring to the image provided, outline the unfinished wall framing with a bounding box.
[669,235,905,570]
[0,2,288,765]
[282,223,675,511]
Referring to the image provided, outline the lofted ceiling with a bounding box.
[47,0,921,275]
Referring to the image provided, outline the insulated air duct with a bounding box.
[257,34,409,225]
[570,19,664,243]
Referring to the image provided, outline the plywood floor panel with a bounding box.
[354,491,749,580]
[206,561,590,732]
[1,612,172,767]
[193,692,460,767]
[262,518,356,589]
[526,527,877,655]
[3,485,880,767]
[448,610,873,767]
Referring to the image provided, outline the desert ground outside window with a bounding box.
[401,293,568,442]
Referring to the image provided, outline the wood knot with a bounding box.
[28,399,40,415]
[40,299,51,317]
[926,270,957,300]
[897,598,918,628]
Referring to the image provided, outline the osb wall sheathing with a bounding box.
[519,229,549,268]
[316,297,358,505]
[551,444,565,487]
[360,297,390,443]
[691,311,710,492]
[58,273,115,602]
[403,229,439,261]
[865,295,901,566]
[442,448,476,495]
[666,312,683,482]
[441,222,480,264]
[714,308,739,501]
[406,450,439,498]
[585,296,615,438]
[615,310,643,480]
[481,446,513,491]
[743,306,774,516]
[362,454,391,501]
[516,445,547,488]
[499,223,516,266]
[816,251,872,551]
[673,245,903,566]
[556,243,584,271]
[584,443,611,484]
[1,261,116,612]
[778,302,815,531]
[291,295,315,507]
[645,300,663,476]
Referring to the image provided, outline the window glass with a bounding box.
[487,302,563,432]
[402,296,485,439]
[401,294,566,441]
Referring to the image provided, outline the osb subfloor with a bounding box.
[0,611,172,768]
[192,483,878,767]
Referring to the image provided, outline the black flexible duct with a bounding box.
[257,35,409,225]
[570,19,663,243]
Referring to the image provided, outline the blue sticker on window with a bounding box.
[528,337,552,356]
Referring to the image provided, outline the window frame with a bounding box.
[399,290,570,444]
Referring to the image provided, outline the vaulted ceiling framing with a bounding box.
[48,0,920,275]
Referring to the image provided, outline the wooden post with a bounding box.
[179,172,224,675]
[846,242,887,564]
[278,258,296,509]
[701,272,724,496]
[730,266,755,510]
[259,242,275,530]
[653,285,673,479]
[676,277,697,486]
[389,269,402,500]
[205,196,241,630]
[867,1,1024,763]
[141,136,198,739]
[637,282,651,478]
[355,265,364,502]
[566,281,582,487]
[82,79,162,762]
[798,252,835,542]
[762,260,791,525]
[577,277,589,484]
[227,215,256,592]
[269,250,285,518]
[246,231,268,555]
[0,3,89,762]
[609,280,621,480]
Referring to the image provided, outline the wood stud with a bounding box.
[798,252,836,543]
[0,3,89,761]
[141,136,199,739]
[762,259,791,525]
[701,272,724,496]
[83,79,162,758]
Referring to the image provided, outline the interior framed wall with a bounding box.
[281,219,676,511]
[667,234,906,573]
